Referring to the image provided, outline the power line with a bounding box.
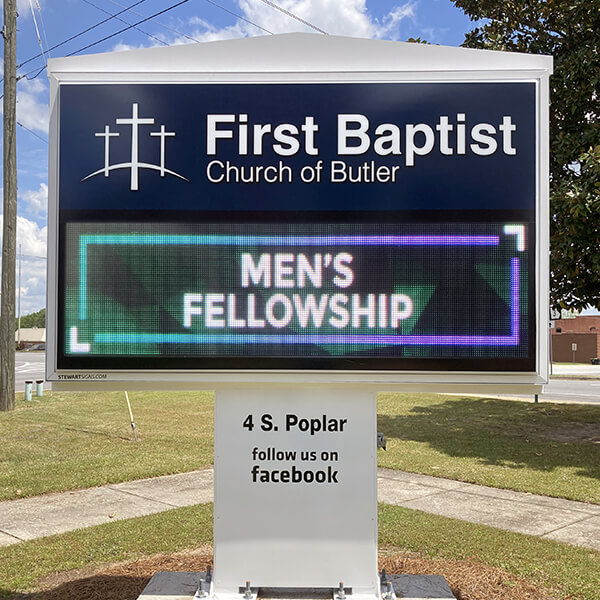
[34,0,52,61]
[66,0,191,57]
[19,65,47,82]
[15,0,302,82]
[17,121,48,144]
[203,0,273,35]
[256,0,327,35]
[28,0,48,67]
[83,0,274,42]
[17,0,152,70]
[104,0,202,42]
[18,0,191,81]
[82,0,169,47]
[104,0,278,40]
[12,0,313,84]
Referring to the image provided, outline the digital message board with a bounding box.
[47,39,550,385]
[63,221,530,371]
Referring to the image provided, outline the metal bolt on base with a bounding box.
[383,581,395,600]
[336,581,346,600]
[194,579,207,599]
[243,580,253,600]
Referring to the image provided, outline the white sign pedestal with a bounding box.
[213,386,379,599]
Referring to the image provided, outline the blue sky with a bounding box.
[1,0,475,314]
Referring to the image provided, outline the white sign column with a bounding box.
[214,385,379,596]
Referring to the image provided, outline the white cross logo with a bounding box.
[81,103,189,191]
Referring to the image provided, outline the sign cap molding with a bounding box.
[47,32,553,77]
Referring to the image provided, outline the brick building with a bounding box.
[552,316,600,363]
[15,327,46,350]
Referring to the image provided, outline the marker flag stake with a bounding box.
[125,391,138,441]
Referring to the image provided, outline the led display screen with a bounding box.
[61,221,533,371]
[54,81,539,373]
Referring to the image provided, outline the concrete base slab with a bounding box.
[138,571,205,599]
[136,573,455,600]
[390,575,455,599]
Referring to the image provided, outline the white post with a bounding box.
[213,385,379,598]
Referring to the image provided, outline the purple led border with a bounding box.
[80,233,521,348]
[511,257,520,341]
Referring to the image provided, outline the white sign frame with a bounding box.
[46,34,552,392]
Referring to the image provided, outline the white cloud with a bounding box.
[381,3,417,36]
[20,182,48,217]
[237,0,414,39]
[0,0,41,16]
[0,213,47,314]
[16,77,49,134]
[183,18,248,43]
[418,26,450,44]
[111,41,157,53]
[128,0,416,48]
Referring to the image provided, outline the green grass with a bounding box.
[2,391,600,598]
[379,504,600,600]
[378,393,600,503]
[0,391,213,501]
[0,503,599,599]
[3,391,600,505]
[0,503,214,596]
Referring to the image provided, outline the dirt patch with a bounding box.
[525,422,600,443]
[9,548,559,600]
[34,545,214,592]
[379,552,559,600]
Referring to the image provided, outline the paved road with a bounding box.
[14,351,47,391]
[13,353,600,404]
[540,378,600,404]
[552,363,600,377]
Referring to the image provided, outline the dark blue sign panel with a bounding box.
[59,83,535,213]
[57,82,537,372]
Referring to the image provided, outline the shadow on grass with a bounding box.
[4,574,150,600]
[63,426,134,441]
[378,396,600,482]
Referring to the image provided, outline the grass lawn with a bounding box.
[0,504,214,595]
[378,393,600,504]
[0,391,213,501]
[0,503,599,599]
[2,391,600,504]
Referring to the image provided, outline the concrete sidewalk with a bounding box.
[1,468,599,551]
[552,363,600,378]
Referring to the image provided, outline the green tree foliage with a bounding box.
[16,308,46,331]
[452,0,600,310]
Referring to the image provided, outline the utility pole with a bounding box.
[0,0,17,411]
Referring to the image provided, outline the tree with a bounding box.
[16,308,46,331]
[452,0,600,311]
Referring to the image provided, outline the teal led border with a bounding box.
[76,233,520,348]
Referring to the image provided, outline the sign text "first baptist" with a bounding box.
[206,113,518,167]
